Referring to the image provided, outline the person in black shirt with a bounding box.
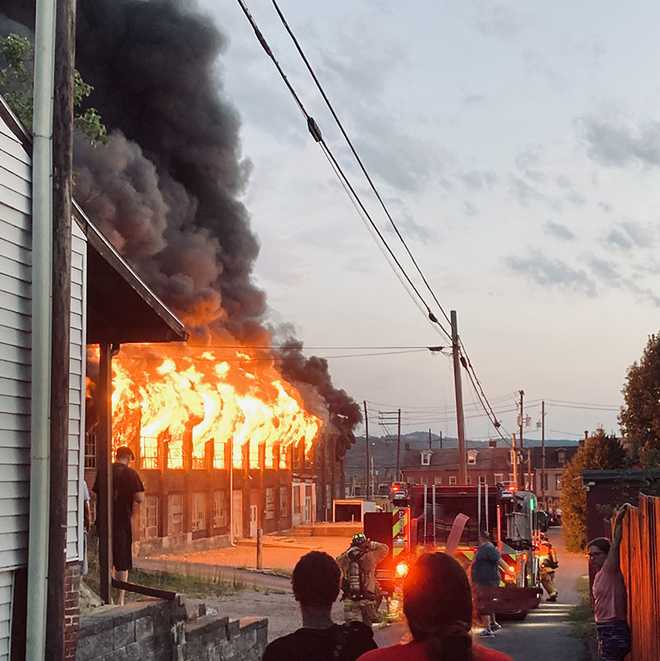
[263,551,377,661]
[94,445,144,605]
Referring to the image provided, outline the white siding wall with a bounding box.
[0,111,86,653]
[0,117,31,572]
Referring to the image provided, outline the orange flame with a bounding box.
[110,342,321,470]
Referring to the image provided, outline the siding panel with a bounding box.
[0,112,87,577]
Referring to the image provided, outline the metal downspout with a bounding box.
[26,1,56,659]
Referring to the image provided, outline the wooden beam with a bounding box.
[97,342,114,603]
[111,579,175,601]
[46,0,76,654]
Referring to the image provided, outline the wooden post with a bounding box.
[451,311,467,485]
[319,435,327,521]
[541,400,546,506]
[396,408,401,481]
[97,343,113,604]
[363,401,370,499]
[256,527,263,569]
[46,0,76,654]
[259,443,266,529]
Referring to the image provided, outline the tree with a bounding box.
[560,429,627,551]
[620,332,660,467]
[0,33,106,142]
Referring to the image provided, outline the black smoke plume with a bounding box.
[1,0,360,432]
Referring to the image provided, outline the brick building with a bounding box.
[401,446,517,487]
[84,413,347,554]
[529,445,578,510]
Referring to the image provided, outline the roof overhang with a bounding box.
[582,469,660,485]
[74,204,188,344]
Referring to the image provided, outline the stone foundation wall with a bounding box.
[134,532,231,558]
[76,597,267,661]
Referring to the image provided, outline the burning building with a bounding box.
[84,341,334,549]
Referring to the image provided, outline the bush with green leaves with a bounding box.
[560,429,626,552]
[0,32,106,143]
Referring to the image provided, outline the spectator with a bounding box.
[588,505,631,661]
[263,551,376,661]
[471,531,508,637]
[356,552,512,661]
[93,445,144,605]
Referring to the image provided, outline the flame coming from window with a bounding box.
[110,343,321,470]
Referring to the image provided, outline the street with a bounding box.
[375,528,585,661]
[141,527,587,659]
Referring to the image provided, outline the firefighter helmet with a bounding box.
[351,533,367,547]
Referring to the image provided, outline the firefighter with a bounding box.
[539,533,559,602]
[337,533,389,625]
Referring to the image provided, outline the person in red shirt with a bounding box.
[357,552,512,661]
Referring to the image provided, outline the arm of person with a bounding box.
[603,504,629,573]
[131,471,146,513]
[369,541,389,561]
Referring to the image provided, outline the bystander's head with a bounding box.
[115,446,135,465]
[587,537,611,572]
[292,551,340,610]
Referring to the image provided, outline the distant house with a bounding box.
[530,446,578,510]
[400,446,515,488]
[0,95,186,658]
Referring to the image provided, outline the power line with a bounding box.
[115,348,429,363]
[270,0,454,329]
[269,0,513,440]
[235,0,451,340]
[241,0,507,439]
[186,344,447,351]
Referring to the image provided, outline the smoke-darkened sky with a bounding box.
[194,0,660,440]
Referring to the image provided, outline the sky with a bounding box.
[198,0,660,442]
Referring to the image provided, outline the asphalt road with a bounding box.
[375,528,586,661]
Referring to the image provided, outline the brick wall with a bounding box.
[76,597,267,661]
[64,562,82,660]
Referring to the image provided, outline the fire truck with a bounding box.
[364,482,544,618]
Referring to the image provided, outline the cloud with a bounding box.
[544,221,575,241]
[382,200,436,244]
[584,255,660,307]
[580,116,660,168]
[459,170,498,190]
[509,175,561,210]
[463,201,479,217]
[603,222,654,251]
[506,252,597,297]
[515,147,545,183]
[588,257,620,286]
[474,3,521,39]
[598,202,612,213]
[355,115,450,192]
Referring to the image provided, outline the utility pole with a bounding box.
[428,428,432,449]
[439,431,443,449]
[47,0,76,657]
[451,311,467,485]
[541,400,546,506]
[511,433,518,489]
[396,408,401,481]
[363,401,370,499]
[518,390,525,489]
